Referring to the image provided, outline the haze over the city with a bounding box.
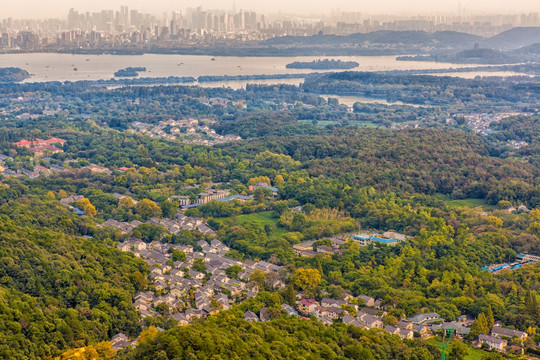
[4,0,540,18]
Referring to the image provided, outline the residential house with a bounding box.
[60,195,85,206]
[384,325,400,335]
[358,294,375,307]
[259,307,271,322]
[397,320,413,330]
[321,298,347,309]
[360,307,385,317]
[244,311,259,322]
[479,334,507,351]
[185,309,205,321]
[342,314,363,327]
[170,313,188,326]
[399,329,414,339]
[188,270,205,280]
[298,299,318,314]
[357,312,383,329]
[491,326,528,341]
[110,333,132,350]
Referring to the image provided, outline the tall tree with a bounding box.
[160,200,178,219]
[448,340,469,360]
[136,199,162,220]
[285,283,296,306]
[470,313,489,337]
[294,268,322,297]
[486,306,494,331]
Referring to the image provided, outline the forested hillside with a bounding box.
[0,195,148,359]
[227,128,540,206]
[120,315,440,360]
[0,78,538,359]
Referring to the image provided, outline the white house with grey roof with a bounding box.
[491,326,527,340]
[479,333,507,351]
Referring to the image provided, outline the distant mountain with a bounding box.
[483,27,540,50]
[514,43,540,55]
[455,48,519,64]
[262,34,344,46]
[431,31,483,47]
[346,30,432,45]
[263,30,480,49]
[241,28,540,57]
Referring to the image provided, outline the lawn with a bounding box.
[298,120,379,128]
[426,337,488,360]
[354,120,379,128]
[234,211,289,240]
[299,119,337,127]
[434,194,496,210]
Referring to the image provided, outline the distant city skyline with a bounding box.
[3,0,540,19]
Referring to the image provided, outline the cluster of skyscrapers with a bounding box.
[65,6,262,33]
[1,5,539,51]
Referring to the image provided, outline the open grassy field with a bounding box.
[426,337,489,360]
[234,211,289,240]
[299,119,379,128]
[434,194,497,210]
[299,119,337,127]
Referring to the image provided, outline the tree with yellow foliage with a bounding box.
[54,342,116,360]
[294,268,322,297]
[274,174,285,187]
[248,176,271,186]
[136,199,162,220]
[75,198,97,217]
[485,216,503,228]
[118,197,135,209]
[530,209,540,222]
[137,326,159,344]
[529,222,540,238]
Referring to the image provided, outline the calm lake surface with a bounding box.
[0,53,525,84]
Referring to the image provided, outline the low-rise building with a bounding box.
[491,326,528,341]
[298,299,318,314]
[479,333,507,351]
[357,312,383,329]
[409,312,441,325]
[244,310,259,322]
[321,298,347,309]
[357,294,375,307]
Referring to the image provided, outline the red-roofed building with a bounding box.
[298,299,319,314]
[43,137,67,146]
[13,139,34,148]
[14,137,67,148]
[28,145,64,157]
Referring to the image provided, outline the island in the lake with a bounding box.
[0,67,30,82]
[114,67,147,77]
[286,59,359,69]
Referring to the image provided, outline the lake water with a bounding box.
[0,53,525,84]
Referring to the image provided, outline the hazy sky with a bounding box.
[4,0,539,19]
